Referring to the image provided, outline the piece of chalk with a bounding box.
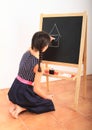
[60,73,71,78]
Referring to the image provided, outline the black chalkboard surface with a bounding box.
[41,16,83,64]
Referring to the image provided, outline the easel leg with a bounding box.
[46,75,49,91]
[74,76,81,109]
[74,13,87,109]
[83,67,87,98]
[82,31,87,98]
[45,63,49,91]
[83,15,87,98]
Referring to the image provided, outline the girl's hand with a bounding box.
[46,94,53,101]
[50,36,55,41]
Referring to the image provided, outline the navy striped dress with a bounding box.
[8,51,55,114]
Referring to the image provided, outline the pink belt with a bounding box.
[17,75,33,85]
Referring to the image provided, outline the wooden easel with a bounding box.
[40,12,87,109]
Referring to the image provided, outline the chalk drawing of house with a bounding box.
[49,24,61,47]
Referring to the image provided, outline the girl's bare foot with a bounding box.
[9,107,18,119]
[13,105,26,118]
[9,103,26,119]
[9,101,16,116]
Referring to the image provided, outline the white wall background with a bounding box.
[0,0,92,88]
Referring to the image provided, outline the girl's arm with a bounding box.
[33,64,53,100]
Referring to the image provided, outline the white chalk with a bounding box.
[59,73,71,78]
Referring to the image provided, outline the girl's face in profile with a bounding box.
[42,45,49,52]
[42,36,54,52]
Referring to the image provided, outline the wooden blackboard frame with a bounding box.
[40,12,87,109]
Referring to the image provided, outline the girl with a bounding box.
[8,31,55,118]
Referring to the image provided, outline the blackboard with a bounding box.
[41,15,83,64]
[40,13,87,108]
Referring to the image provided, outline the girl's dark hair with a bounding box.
[31,31,50,72]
